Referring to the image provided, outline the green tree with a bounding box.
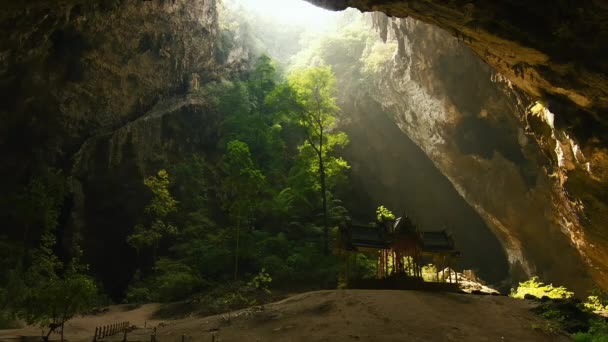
[248,54,278,109]
[11,234,97,341]
[222,140,266,280]
[221,56,286,180]
[128,169,178,265]
[0,168,98,336]
[280,66,349,255]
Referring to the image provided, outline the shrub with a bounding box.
[572,319,608,342]
[154,259,203,302]
[510,277,573,299]
[125,286,152,304]
[421,264,438,282]
[125,260,204,303]
[260,255,292,283]
[248,268,272,294]
[375,205,395,222]
[583,289,608,312]
[0,311,21,329]
[584,296,608,312]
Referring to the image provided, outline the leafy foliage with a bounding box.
[272,66,350,254]
[510,276,574,299]
[9,235,97,339]
[421,264,439,282]
[376,205,395,222]
[126,259,203,303]
[128,169,178,259]
[572,319,608,342]
[122,56,350,303]
[0,168,98,337]
[248,268,272,294]
[583,289,608,312]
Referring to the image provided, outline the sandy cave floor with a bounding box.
[0,290,570,342]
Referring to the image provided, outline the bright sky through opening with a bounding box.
[235,0,338,31]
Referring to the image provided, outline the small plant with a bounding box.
[510,276,573,299]
[421,264,439,282]
[248,268,272,294]
[222,291,251,308]
[584,296,608,312]
[376,206,395,222]
[583,289,608,312]
[531,321,562,335]
[571,319,608,342]
[539,309,566,324]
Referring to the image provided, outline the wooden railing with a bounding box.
[92,321,130,342]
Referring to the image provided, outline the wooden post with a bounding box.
[448,262,452,283]
[182,334,185,342]
[93,327,98,342]
[122,329,128,342]
[441,257,445,283]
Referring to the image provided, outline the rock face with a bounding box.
[339,90,511,285]
[71,93,223,295]
[358,14,604,293]
[0,0,225,295]
[1,0,218,157]
[305,0,608,122]
[298,2,608,289]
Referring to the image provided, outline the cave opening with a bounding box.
[217,0,511,286]
[3,0,608,337]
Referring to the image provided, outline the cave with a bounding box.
[1,0,608,339]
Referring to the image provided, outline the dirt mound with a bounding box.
[1,290,571,342]
[159,290,569,341]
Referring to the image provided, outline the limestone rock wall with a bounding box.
[1,0,218,152]
[305,0,608,132]
[365,15,605,293]
[0,0,224,295]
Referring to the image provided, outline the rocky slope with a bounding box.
[360,14,604,293]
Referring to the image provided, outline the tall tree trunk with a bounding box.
[234,211,241,281]
[319,152,328,255]
[317,123,330,256]
[44,327,54,342]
